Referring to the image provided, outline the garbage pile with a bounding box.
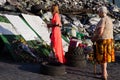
[0,0,120,51]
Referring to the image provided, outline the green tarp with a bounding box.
[0,15,51,62]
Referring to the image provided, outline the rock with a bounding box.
[6,0,20,6]
[3,5,17,12]
[115,34,120,40]
[0,0,6,6]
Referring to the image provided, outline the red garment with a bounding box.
[51,13,65,63]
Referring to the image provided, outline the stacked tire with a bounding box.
[65,46,86,68]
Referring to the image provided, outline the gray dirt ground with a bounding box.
[0,51,120,80]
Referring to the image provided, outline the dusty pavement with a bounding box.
[0,51,120,80]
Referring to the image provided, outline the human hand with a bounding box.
[91,36,98,42]
[91,37,95,42]
[47,24,52,28]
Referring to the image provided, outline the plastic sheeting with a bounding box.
[0,22,19,35]
[5,14,38,41]
[21,13,51,45]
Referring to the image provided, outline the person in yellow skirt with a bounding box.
[92,6,115,80]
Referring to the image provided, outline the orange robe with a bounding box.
[51,13,65,63]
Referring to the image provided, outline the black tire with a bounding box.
[65,53,85,61]
[73,47,84,55]
[66,59,86,68]
[65,47,86,67]
[68,47,84,55]
[65,47,86,61]
[41,62,66,76]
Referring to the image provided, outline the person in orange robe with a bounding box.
[47,3,65,64]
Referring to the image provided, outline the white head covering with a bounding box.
[98,6,108,14]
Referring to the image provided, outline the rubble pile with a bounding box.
[0,0,120,50]
[0,0,119,14]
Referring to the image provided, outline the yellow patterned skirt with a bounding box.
[95,39,115,64]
